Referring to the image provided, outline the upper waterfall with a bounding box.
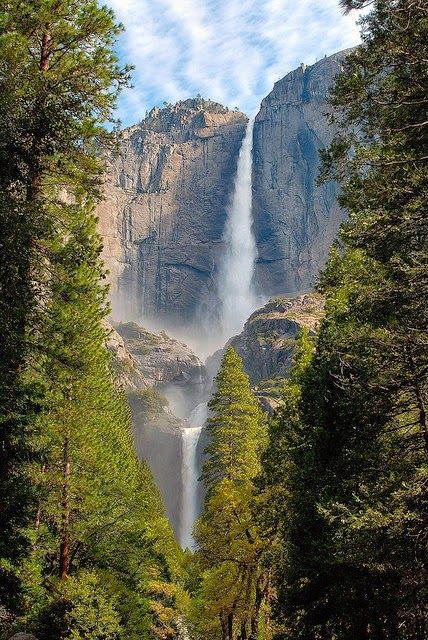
[217,119,259,340]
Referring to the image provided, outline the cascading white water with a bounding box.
[179,121,260,548]
[218,119,258,340]
[180,402,208,549]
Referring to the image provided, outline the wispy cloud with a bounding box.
[107,0,363,126]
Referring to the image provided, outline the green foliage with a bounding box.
[0,0,129,617]
[192,348,270,640]
[0,1,183,637]
[37,571,123,640]
[261,2,428,638]
[203,347,267,491]
[128,388,169,420]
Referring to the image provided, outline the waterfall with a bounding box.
[218,119,258,339]
[180,402,207,549]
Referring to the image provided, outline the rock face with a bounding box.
[128,389,185,535]
[252,50,352,297]
[230,294,324,384]
[206,294,324,411]
[98,52,351,326]
[97,98,247,325]
[106,320,207,539]
[114,321,206,417]
[106,323,149,391]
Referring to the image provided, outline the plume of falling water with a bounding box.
[218,119,259,340]
[180,402,208,549]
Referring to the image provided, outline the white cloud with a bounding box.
[107,0,363,125]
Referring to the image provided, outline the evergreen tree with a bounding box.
[0,0,130,616]
[193,348,269,640]
[0,2,184,637]
[203,347,267,490]
[261,1,428,638]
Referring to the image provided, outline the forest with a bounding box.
[0,0,426,639]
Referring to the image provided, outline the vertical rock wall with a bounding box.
[98,50,353,328]
[97,99,247,325]
[252,49,352,296]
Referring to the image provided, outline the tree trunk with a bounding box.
[40,32,52,72]
[238,621,247,640]
[59,437,70,579]
[406,348,428,453]
[228,611,234,640]
[220,613,228,640]
[249,572,269,640]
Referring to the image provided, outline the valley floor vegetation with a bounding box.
[0,0,426,639]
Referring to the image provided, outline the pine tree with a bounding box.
[0,0,130,616]
[261,1,428,638]
[203,347,266,491]
[15,172,183,640]
[0,2,184,636]
[193,348,269,640]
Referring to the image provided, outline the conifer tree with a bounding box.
[0,2,184,636]
[261,2,428,638]
[203,347,266,490]
[194,348,269,640]
[0,0,130,615]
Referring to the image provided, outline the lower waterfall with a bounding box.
[180,402,208,549]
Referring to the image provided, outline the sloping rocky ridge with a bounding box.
[106,322,206,538]
[97,98,247,325]
[252,49,352,296]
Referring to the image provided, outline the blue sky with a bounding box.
[107,0,363,127]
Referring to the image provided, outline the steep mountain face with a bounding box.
[252,49,352,296]
[97,98,247,325]
[229,294,324,384]
[97,51,351,327]
[114,321,206,418]
[106,324,150,391]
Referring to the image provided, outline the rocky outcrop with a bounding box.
[97,53,351,326]
[252,49,352,297]
[97,98,247,325]
[106,320,207,539]
[114,322,203,384]
[106,323,149,391]
[206,294,324,410]
[231,294,324,384]
[114,321,206,417]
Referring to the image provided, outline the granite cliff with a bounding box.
[106,321,207,539]
[206,294,324,413]
[97,98,247,327]
[252,49,351,296]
